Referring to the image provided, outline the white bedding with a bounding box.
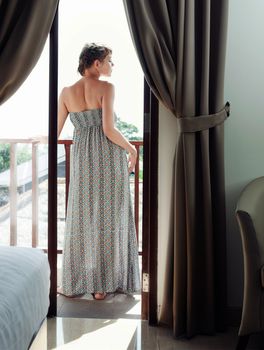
[0,246,50,350]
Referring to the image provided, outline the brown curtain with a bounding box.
[0,0,59,105]
[123,0,229,337]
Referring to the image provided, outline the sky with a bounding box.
[0,0,144,138]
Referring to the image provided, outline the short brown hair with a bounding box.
[78,43,112,75]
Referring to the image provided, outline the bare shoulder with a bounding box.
[101,81,114,89]
[59,86,70,100]
[100,81,115,96]
[61,79,82,94]
[59,82,80,102]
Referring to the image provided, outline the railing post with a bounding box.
[32,141,39,247]
[134,143,140,242]
[10,143,17,246]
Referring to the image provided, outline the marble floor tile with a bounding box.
[47,318,264,350]
[57,292,141,319]
[48,318,141,350]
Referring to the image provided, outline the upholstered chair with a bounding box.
[236,176,264,350]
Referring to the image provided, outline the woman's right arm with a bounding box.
[102,83,137,173]
[58,88,69,138]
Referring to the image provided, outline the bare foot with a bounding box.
[93,292,106,300]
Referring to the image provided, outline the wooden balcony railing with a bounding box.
[0,138,40,247]
[0,138,143,254]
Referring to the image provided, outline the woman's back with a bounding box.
[62,78,108,112]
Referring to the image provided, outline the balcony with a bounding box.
[0,138,143,254]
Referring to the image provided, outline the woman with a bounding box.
[58,43,140,300]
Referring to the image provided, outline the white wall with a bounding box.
[157,103,178,315]
[224,0,264,307]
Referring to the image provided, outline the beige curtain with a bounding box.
[123,0,229,337]
[0,0,59,105]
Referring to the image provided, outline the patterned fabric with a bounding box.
[62,108,140,296]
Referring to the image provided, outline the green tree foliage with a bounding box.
[0,144,10,173]
[116,117,142,141]
[0,144,32,173]
[17,145,32,164]
[116,117,143,162]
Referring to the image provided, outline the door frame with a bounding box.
[47,11,159,322]
[48,6,58,317]
[141,79,158,324]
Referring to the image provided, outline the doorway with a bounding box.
[49,0,158,322]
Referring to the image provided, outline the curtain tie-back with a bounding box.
[177,102,230,133]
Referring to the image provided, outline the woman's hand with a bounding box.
[128,145,137,174]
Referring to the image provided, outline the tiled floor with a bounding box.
[47,318,264,350]
[45,293,264,349]
[57,292,141,319]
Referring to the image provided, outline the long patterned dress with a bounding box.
[62,108,140,296]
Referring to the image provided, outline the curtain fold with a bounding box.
[123,0,229,337]
[0,0,59,105]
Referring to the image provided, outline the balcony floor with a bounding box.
[57,292,141,319]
